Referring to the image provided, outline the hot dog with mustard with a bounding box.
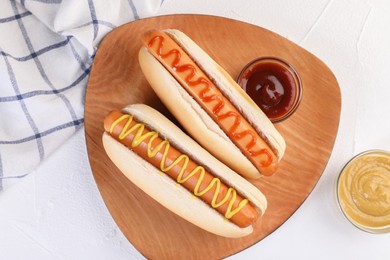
[102,104,267,237]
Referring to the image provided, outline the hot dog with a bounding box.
[138,29,286,178]
[102,104,267,237]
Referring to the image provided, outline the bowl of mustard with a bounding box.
[336,150,390,233]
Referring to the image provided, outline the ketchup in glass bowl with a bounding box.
[237,57,302,123]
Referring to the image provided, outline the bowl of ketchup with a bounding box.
[237,57,302,123]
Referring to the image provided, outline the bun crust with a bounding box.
[103,104,267,238]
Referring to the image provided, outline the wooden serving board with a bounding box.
[85,15,341,259]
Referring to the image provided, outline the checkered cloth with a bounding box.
[0,0,162,191]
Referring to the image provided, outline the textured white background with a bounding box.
[1,0,390,259]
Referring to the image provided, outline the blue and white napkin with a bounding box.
[0,0,163,191]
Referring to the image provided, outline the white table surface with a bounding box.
[1,0,390,259]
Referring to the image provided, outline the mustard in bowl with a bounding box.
[337,150,390,233]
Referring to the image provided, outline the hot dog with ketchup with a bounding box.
[138,29,286,178]
[102,104,267,237]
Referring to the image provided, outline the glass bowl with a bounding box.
[336,150,390,233]
[237,57,302,123]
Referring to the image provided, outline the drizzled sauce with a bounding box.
[106,111,257,227]
[144,31,278,175]
[238,58,302,122]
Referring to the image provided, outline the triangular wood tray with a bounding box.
[85,15,341,259]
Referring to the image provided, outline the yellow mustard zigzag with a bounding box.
[110,114,249,219]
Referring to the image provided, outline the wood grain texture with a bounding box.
[84,15,341,260]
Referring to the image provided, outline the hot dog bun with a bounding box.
[102,104,267,238]
[138,29,286,178]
